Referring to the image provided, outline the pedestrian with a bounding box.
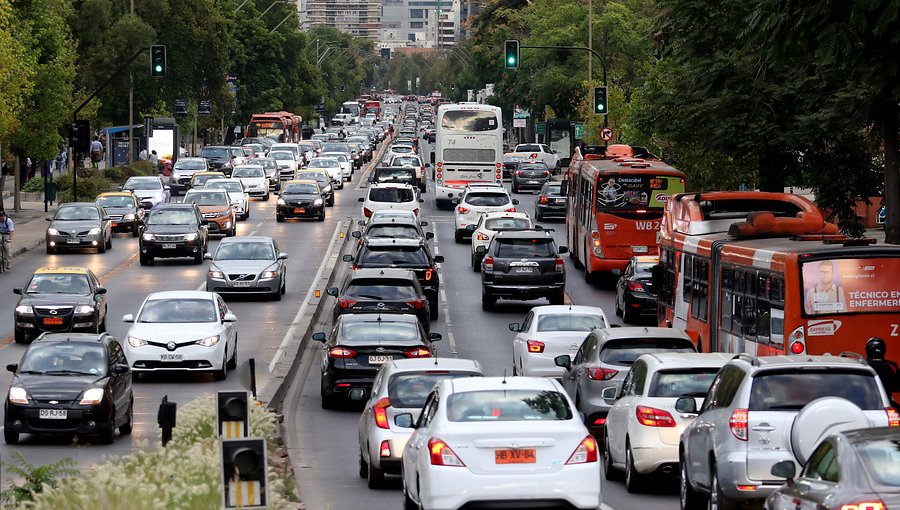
[58,145,67,174]
[149,150,159,170]
[0,210,14,271]
[865,337,899,405]
[90,136,103,168]
[139,148,148,161]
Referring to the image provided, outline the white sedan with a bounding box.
[320,152,353,182]
[510,305,609,377]
[400,376,601,510]
[453,185,518,243]
[307,158,344,189]
[468,211,533,270]
[230,165,269,200]
[122,291,238,381]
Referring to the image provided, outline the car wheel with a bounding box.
[98,239,106,253]
[46,245,55,255]
[227,338,238,370]
[318,212,325,221]
[708,464,735,510]
[624,441,645,493]
[367,456,385,489]
[615,296,623,317]
[99,406,116,444]
[358,451,368,479]
[14,328,28,344]
[402,484,418,510]
[623,304,636,324]
[139,253,152,266]
[320,381,339,410]
[276,214,284,223]
[98,316,107,334]
[244,209,250,220]
[471,252,480,272]
[512,185,519,194]
[280,278,286,295]
[213,354,227,381]
[535,210,543,221]
[263,192,270,201]
[194,251,203,265]
[106,235,112,249]
[603,432,621,481]
[132,224,140,237]
[549,291,565,305]
[119,399,134,435]
[481,291,496,311]
[429,298,439,320]
[454,229,465,243]
[680,451,705,510]
[4,430,19,445]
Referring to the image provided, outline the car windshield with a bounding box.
[19,342,107,376]
[201,148,229,158]
[96,196,135,208]
[192,175,220,186]
[323,144,349,153]
[748,370,884,411]
[365,225,420,239]
[309,160,338,168]
[344,280,418,300]
[185,191,228,206]
[124,178,160,191]
[649,368,722,398]
[55,206,100,220]
[206,181,242,193]
[270,152,293,160]
[495,239,554,258]
[174,160,206,170]
[359,247,428,266]
[146,208,196,225]
[257,159,277,170]
[325,154,348,163]
[447,390,573,422]
[297,172,327,184]
[370,187,414,203]
[233,167,264,178]
[485,218,530,230]
[340,321,421,342]
[465,192,509,207]
[536,314,607,332]
[388,372,477,408]
[138,298,218,323]
[857,439,900,487]
[283,183,318,194]
[598,339,696,365]
[214,242,274,261]
[26,274,91,295]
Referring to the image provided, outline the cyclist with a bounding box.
[0,210,13,271]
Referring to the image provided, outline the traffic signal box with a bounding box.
[150,45,167,77]
[593,86,608,115]
[217,391,249,439]
[505,40,519,69]
[221,438,268,508]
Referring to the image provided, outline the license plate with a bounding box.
[528,180,540,184]
[554,198,566,204]
[294,208,305,214]
[514,266,534,273]
[633,246,649,253]
[495,448,536,464]
[368,355,392,364]
[111,222,118,227]
[160,354,183,362]
[233,281,253,287]
[162,243,176,249]
[43,317,64,325]
[39,409,67,420]
[66,239,80,244]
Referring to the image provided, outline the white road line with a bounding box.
[268,221,344,371]
[432,234,458,355]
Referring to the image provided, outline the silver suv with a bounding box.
[678,354,898,510]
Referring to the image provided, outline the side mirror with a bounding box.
[420,220,428,226]
[554,355,572,370]
[326,287,339,297]
[113,364,130,375]
[475,246,486,255]
[465,224,476,232]
[203,253,212,260]
[368,176,375,183]
[425,163,431,168]
[6,363,17,373]
[95,287,108,295]
[394,413,416,429]
[428,333,442,341]
[351,231,361,239]
[201,219,209,225]
[164,185,171,191]
[418,198,424,203]
[558,246,569,254]
[348,388,367,401]
[601,386,619,404]
[122,314,134,323]
[508,323,521,332]
[277,252,288,260]
[512,199,520,205]
[45,216,53,221]
[342,254,354,262]
[13,288,22,295]
[425,232,434,240]
[771,460,796,484]
[451,199,460,205]
[552,149,558,154]
[433,255,444,264]
[357,197,364,203]
[357,220,366,226]
[312,332,326,342]
[222,312,238,323]
[674,396,698,415]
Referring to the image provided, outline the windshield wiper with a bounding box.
[18,370,44,375]
[44,369,94,376]
[356,294,384,300]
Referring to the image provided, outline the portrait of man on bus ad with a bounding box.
[802,258,900,315]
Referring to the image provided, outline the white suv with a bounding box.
[359,183,423,218]
[453,185,519,243]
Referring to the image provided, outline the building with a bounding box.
[304,0,381,40]
[379,0,459,48]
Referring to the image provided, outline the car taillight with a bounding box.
[635,406,677,427]
[505,207,517,212]
[457,206,470,214]
[566,436,598,464]
[425,269,433,280]
[328,347,357,359]
[404,347,432,358]
[405,299,427,309]
[373,397,391,429]
[586,367,618,380]
[413,208,419,216]
[529,153,538,158]
[626,281,644,292]
[790,341,804,354]
[538,196,549,204]
[380,440,391,458]
[886,407,900,427]
[543,171,550,176]
[339,298,358,308]
[428,437,465,466]
[476,233,490,241]
[555,257,565,272]
[840,503,885,510]
[527,339,545,353]
[483,256,494,272]
[729,408,749,441]
[363,208,373,218]
[516,171,524,176]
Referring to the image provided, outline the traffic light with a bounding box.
[504,40,519,69]
[593,86,608,115]
[73,120,91,153]
[217,391,249,439]
[150,45,166,77]
[221,438,267,508]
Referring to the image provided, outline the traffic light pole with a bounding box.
[519,44,609,126]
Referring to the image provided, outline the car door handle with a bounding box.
[751,425,775,432]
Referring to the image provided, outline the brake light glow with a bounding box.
[380,440,391,457]
[428,437,465,466]
[790,341,805,354]
[483,256,494,272]
[405,299,427,310]
[457,206,470,214]
[538,196,549,204]
[729,408,749,441]
[373,397,391,429]
[586,367,618,380]
[840,503,884,510]
[413,208,419,216]
[516,171,524,176]
[736,485,757,492]
[505,207,517,212]
[543,171,550,176]
[363,208,373,218]
[555,257,565,272]
[886,407,900,427]
[529,153,537,158]
[527,339,545,353]
[636,406,677,427]
[566,436,598,464]
[328,347,357,359]
[339,298,358,308]
[594,417,606,426]
[404,347,432,358]
[425,269,433,280]
[476,233,490,241]
[626,281,644,292]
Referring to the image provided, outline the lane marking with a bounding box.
[432,234,458,356]
[268,221,345,371]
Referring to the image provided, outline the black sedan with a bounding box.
[614,255,658,323]
[327,268,431,330]
[95,192,145,237]
[765,427,900,510]
[276,180,326,222]
[511,161,552,193]
[4,332,133,444]
[502,154,524,179]
[313,314,440,409]
[534,181,567,220]
[13,267,108,344]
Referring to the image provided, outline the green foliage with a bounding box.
[21,177,46,193]
[0,450,77,505]
[101,161,156,184]
[0,0,35,141]
[54,170,115,203]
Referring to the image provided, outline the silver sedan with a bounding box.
[204,236,287,299]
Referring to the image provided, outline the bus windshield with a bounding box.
[440,110,499,132]
[596,175,684,211]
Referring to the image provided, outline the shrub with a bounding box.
[54,170,115,203]
[21,178,46,193]
[0,451,76,505]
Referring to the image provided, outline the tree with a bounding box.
[0,0,34,142]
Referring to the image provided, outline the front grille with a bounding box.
[202,213,218,218]
[108,215,123,221]
[289,201,312,207]
[34,306,74,315]
[146,340,197,350]
[154,234,185,242]
[136,360,212,369]
[228,274,256,281]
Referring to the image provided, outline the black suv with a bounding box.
[199,146,235,177]
[4,332,133,444]
[13,267,108,344]
[139,203,209,265]
[343,238,444,320]
[327,268,431,330]
[479,229,568,311]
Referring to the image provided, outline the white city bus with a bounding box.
[433,103,503,208]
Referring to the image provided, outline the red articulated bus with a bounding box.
[246,111,301,142]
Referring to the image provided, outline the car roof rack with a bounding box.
[732,352,759,366]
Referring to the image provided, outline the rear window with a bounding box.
[388,372,477,408]
[340,321,420,342]
[447,390,573,422]
[345,280,418,300]
[360,247,428,266]
[649,368,721,398]
[370,187,415,203]
[599,338,696,365]
[537,314,607,332]
[464,192,509,207]
[496,239,555,258]
[544,184,563,195]
[365,225,420,239]
[485,218,530,230]
[857,439,900,487]
[200,147,228,158]
[748,370,884,411]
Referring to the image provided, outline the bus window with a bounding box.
[683,254,693,303]
[440,110,498,132]
[691,258,709,322]
[721,268,734,333]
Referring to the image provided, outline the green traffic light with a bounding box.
[155,65,163,72]
[507,56,516,65]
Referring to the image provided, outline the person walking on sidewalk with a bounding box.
[0,210,14,271]
[90,136,103,169]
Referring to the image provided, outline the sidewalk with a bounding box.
[3,200,59,259]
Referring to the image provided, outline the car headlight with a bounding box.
[196,335,219,347]
[75,305,94,314]
[184,232,199,241]
[217,209,231,217]
[208,269,224,278]
[47,227,59,236]
[142,233,155,241]
[128,336,147,348]
[123,213,136,220]
[15,305,33,315]
[277,198,285,205]
[261,270,278,279]
[79,388,104,405]
[231,200,245,206]
[9,387,28,405]
[314,198,323,206]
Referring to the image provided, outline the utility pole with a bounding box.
[587,0,592,82]
[128,0,135,165]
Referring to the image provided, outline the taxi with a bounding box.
[95,191,144,237]
[12,267,108,344]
